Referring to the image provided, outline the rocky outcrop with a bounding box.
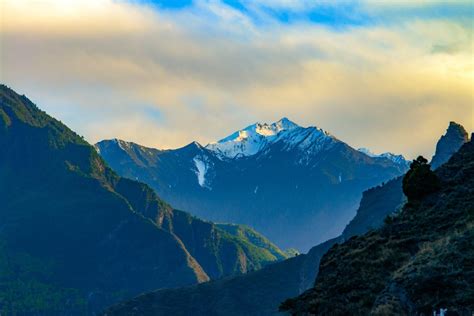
[431,121,469,169]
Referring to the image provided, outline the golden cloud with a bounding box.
[1,0,472,158]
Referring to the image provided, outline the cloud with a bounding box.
[1,0,472,159]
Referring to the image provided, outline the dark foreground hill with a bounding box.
[0,85,286,314]
[282,137,474,315]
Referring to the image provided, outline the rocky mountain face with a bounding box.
[281,137,474,315]
[0,85,286,315]
[96,119,408,251]
[431,121,469,169]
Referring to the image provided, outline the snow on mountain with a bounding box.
[97,118,411,251]
[358,147,408,166]
[357,148,373,156]
[206,117,336,159]
[193,155,212,189]
[113,138,132,151]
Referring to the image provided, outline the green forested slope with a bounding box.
[0,85,285,314]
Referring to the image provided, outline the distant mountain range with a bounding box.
[96,118,408,251]
[103,122,469,316]
[357,147,408,166]
[0,85,287,314]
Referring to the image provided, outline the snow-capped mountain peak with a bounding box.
[358,147,378,157]
[217,117,299,143]
[206,118,334,159]
[358,147,408,166]
[271,117,299,132]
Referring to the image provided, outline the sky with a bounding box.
[0,0,472,159]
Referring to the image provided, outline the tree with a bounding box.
[403,156,440,201]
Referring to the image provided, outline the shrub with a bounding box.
[403,156,440,201]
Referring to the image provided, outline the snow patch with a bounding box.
[358,148,408,166]
[193,155,212,189]
[113,139,133,152]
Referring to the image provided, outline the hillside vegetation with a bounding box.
[0,85,285,314]
[281,139,474,315]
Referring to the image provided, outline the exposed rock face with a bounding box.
[431,121,469,169]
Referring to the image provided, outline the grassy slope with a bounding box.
[217,223,288,260]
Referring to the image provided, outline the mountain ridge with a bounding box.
[0,85,286,314]
[205,118,336,160]
[358,147,408,166]
[97,119,408,250]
